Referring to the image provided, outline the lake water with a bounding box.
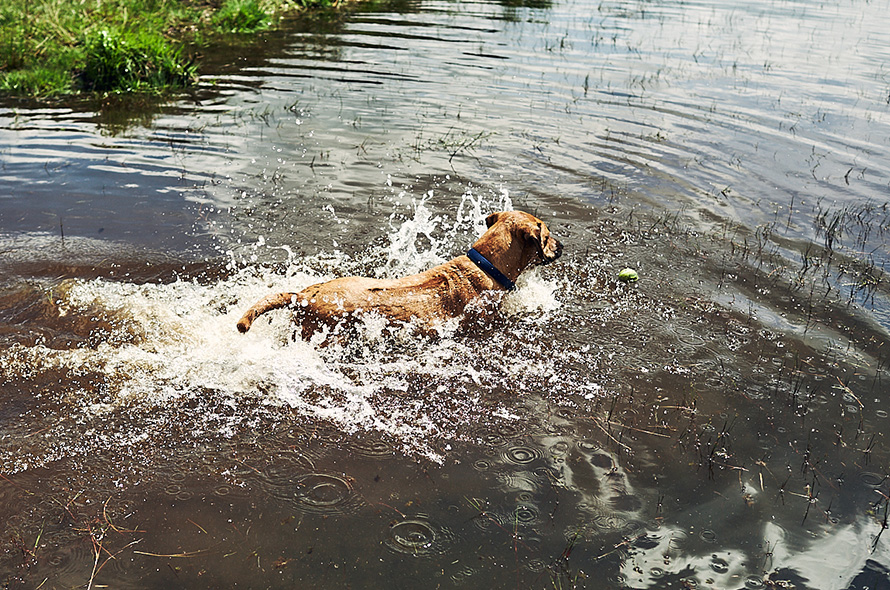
[2,0,890,587]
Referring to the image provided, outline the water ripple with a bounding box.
[385,515,454,556]
[286,473,364,515]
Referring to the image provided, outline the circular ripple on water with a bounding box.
[621,520,646,537]
[495,471,540,491]
[41,530,139,584]
[151,462,195,493]
[710,556,730,574]
[513,503,541,526]
[668,530,689,549]
[346,435,397,459]
[385,515,454,556]
[5,514,27,533]
[606,322,642,343]
[450,566,477,584]
[700,529,718,544]
[860,472,886,488]
[169,469,188,483]
[646,519,663,533]
[213,483,236,497]
[593,514,627,531]
[577,439,600,451]
[497,422,525,439]
[287,473,363,515]
[472,459,492,472]
[219,463,261,488]
[503,445,542,465]
[254,455,317,500]
[43,543,92,583]
[550,440,571,457]
[164,484,183,496]
[472,510,506,532]
[478,432,507,448]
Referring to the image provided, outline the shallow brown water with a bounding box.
[2,0,890,588]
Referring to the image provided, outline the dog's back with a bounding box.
[236,210,562,341]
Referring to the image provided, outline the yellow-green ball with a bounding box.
[618,268,639,283]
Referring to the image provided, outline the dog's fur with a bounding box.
[236,210,563,340]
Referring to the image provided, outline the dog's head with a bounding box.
[485,211,563,266]
[485,211,562,264]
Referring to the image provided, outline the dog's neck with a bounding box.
[468,235,531,288]
[467,248,515,290]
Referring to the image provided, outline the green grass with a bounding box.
[213,0,272,33]
[0,0,339,97]
[80,28,197,92]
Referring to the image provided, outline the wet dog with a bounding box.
[236,210,563,340]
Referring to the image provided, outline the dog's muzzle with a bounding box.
[541,239,563,264]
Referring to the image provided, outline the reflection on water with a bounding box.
[2,0,890,587]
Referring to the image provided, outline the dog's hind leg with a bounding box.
[236,292,299,333]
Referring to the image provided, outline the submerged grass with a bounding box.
[0,0,338,97]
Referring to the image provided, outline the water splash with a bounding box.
[381,195,447,277]
[0,197,578,467]
[503,267,561,316]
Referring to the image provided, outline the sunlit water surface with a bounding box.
[2,0,890,588]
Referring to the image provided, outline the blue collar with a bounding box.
[467,248,515,291]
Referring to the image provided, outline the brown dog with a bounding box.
[236,210,563,340]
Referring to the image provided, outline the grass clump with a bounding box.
[80,28,196,92]
[213,0,272,33]
[0,66,75,97]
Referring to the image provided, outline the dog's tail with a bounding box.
[236,292,299,333]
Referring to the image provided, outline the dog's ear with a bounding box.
[526,222,544,252]
[485,212,501,228]
[528,222,562,262]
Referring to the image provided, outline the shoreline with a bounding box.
[0,0,342,98]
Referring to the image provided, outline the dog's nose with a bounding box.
[542,238,563,263]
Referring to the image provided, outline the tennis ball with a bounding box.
[618,268,639,283]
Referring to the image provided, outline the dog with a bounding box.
[236,210,563,340]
